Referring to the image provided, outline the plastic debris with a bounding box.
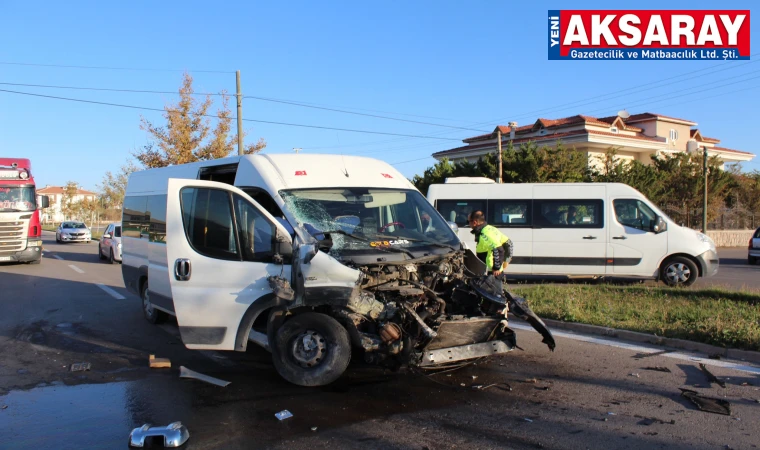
[311,427,318,431]
[523,418,533,423]
[472,382,512,392]
[680,388,731,415]
[149,355,171,369]
[699,363,726,388]
[70,362,91,372]
[1,405,7,410]
[643,366,671,373]
[178,366,230,387]
[607,412,616,416]
[275,410,293,421]
[129,422,189,448]
[629,373,640,378]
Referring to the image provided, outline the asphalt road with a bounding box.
[0,234,758,449]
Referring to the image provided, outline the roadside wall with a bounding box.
[707,230,755,247]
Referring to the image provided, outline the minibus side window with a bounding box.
[489,200,531,226]
[435,200,486,227]
[533,200,603,228]
[180,187,240,261]
[613,199,657,231]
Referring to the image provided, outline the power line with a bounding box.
[0,82,224,96]
[0,88,462,141]
[391,156,435,165]
[0,61,233,74]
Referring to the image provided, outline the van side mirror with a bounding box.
[37,195,49,210]
[651,216,667,234]
[447,221,459,234]
[273,228,293,263]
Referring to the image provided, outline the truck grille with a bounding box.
[0,220,25,252]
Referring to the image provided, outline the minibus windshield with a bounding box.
[281,188,460,256]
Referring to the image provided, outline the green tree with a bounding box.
[98,159,139,210]
[134,72,266,168]
[60,181,79,221]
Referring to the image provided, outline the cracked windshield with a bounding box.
[0,186,35,212]
[281,188,459,255]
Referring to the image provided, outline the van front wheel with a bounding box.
[141,281,167,324]
[661,257,698,287]
[272,312,351,387]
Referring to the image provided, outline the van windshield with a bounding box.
[281,188,459,256]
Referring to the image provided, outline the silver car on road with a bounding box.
[55,221,91,243]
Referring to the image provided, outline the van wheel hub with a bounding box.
[143,292,154,316]
[665,263,691,283]
[290,330,326,368]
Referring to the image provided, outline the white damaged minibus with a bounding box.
[121,155,556,386]
[427,177,719,287]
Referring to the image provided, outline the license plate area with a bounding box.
[0,256,12,261]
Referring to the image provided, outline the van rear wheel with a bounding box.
[141,281,167,324]
[661,257,698,287]
[272,312,351,387]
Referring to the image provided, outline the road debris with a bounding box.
[607,412,616,416]
[523,418,533,423]
[70,362,91,372]
[643,366,671,373]
[634,414,675,425]
[1,405,7,410]
[680,388,731,415]
[275,410,293,421]
[129,422,189,448]
[311,427,318,432]
[149,355,171,369]
[178,366,230,387]
[740,382,754,386]
[524,378,537,384]
[472,382,512,392]
[629,373,640,378]
[699,363,726,388]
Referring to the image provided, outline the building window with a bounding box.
[610,126,618,133]
[669,129,679,142]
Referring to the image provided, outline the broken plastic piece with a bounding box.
[70,362,91,372]
[699,363,726,388]
[275,410,293,420]
[680,388,731,415]
[643,366,671,373]
[629,373,640,378]
[149,355,171,369]
[311,427,318,431]
[523,418,533,423]
[179,366,230,387]
[129,422,189,448]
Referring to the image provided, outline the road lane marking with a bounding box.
[53,255,63,260]
[68,264,84,274]
[96,283,126,300]
[510,323,760,375]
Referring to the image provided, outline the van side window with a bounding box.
[534,200,603,228]
[147,195,168,243]
[233,193,275,262]
[180,187,240,261]
[489,200,531,226]
[123,196,149,238]
[435,200,486,227]
[613,199,657,231]
[241,187,285,218]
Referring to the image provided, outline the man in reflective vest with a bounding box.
[468,211,513,278]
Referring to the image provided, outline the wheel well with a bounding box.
[660,253,702,277]
[138,276,148,297]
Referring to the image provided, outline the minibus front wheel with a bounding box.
[272,312,351,386]
[660,257,698,287]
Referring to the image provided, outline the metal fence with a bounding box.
[660,204,758,230]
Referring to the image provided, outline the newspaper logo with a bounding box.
[548,10,750,60]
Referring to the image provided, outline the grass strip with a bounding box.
[511,284,760,352]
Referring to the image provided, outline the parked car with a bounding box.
[55,221,91,243]
[749,227,760,265]
[98,222,122,264]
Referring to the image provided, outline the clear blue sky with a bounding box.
[1,0,759,192]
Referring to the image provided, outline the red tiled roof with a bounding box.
[37,186,97,196]
[621,112,697,125]
[434,130,663,157]
[710,146,755,156]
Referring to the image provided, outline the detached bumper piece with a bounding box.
[418,339,515,367]
[129,422,189,448]
[415,316,517,367]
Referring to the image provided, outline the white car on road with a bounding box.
[56,221,92,243]
[98,222,122,264]
[749,227,760,265]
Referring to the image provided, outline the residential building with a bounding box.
[432,112,755,170]
[37,185,97,223]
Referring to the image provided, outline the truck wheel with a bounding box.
[141,281,167,324]
[661,257,698,287]
[272,312,351,387]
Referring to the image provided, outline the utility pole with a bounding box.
[236,70,244,156]
[496,128,503,183]
[702,146,708,234]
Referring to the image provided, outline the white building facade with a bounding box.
[37,185,97,223]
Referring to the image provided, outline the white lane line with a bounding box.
[53,255,63,260]
[96,283,126,300]
[510,323,760,375]
[68,264,84,274]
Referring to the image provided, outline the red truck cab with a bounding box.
[0,158,49,264]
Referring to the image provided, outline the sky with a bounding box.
[1,1,759,192]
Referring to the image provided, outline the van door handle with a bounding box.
[613,236,627,240]
[582,236,597,240]
[174,258,191,281]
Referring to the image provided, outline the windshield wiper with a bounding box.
[322,230,416,260]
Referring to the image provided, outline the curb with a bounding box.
[541,318,760,366]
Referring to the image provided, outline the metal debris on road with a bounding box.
[129,422,189,448]
[149,355,171,369]
[634,414,675,425]
[680,388,731,415]
[607,412,616,416]
[699,363,726,388]
[275,410,293,421]
[643,366,672,373]
[472,382,512,392]
[523,418,534,423]
[178,366,230,387]
[70,362,91,372]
